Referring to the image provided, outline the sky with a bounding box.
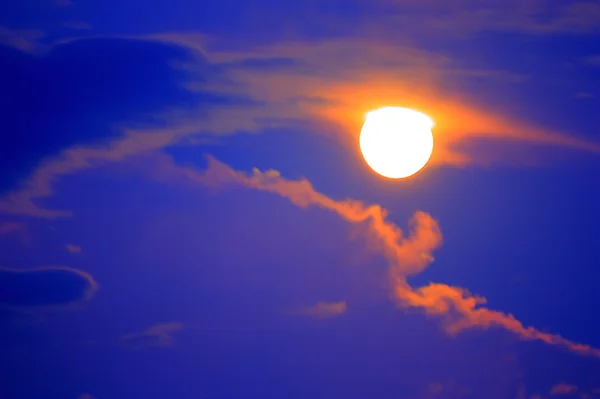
[1,1,600,398]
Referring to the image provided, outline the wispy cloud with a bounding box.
[287,301,347,319]
[121,322,184,349]
[160,155,600,358]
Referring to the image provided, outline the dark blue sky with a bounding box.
[1,1,599,398]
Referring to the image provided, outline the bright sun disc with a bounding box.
[359,107,434,179]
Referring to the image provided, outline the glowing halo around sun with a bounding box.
[359,107,434,179]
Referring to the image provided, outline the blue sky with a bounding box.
[1,1,600,398]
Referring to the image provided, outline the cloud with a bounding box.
[1,34,598,219]
[188,37,599,165]
[161,155,600,358]
[173,155,443,279]
[0,266,97,310]
[395,283,600,357]
[65,244,82,254]
[121,322,184,349]
[0,28,597,356]
[550,383,579,395]
[288,301,347,319]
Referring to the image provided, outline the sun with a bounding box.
[359,107,434,179]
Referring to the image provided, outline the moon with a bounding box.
[359,107,434,179]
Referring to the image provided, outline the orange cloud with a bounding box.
[178,155,443,280]
[396,283,600,357]
[167,156,600,358]
[198,38,599,168]
[288,301,347,319]
[147,34,600,167]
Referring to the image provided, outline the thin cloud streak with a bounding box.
[166,155,600,358]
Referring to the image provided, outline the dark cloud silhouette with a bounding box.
[0,266,97,310]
